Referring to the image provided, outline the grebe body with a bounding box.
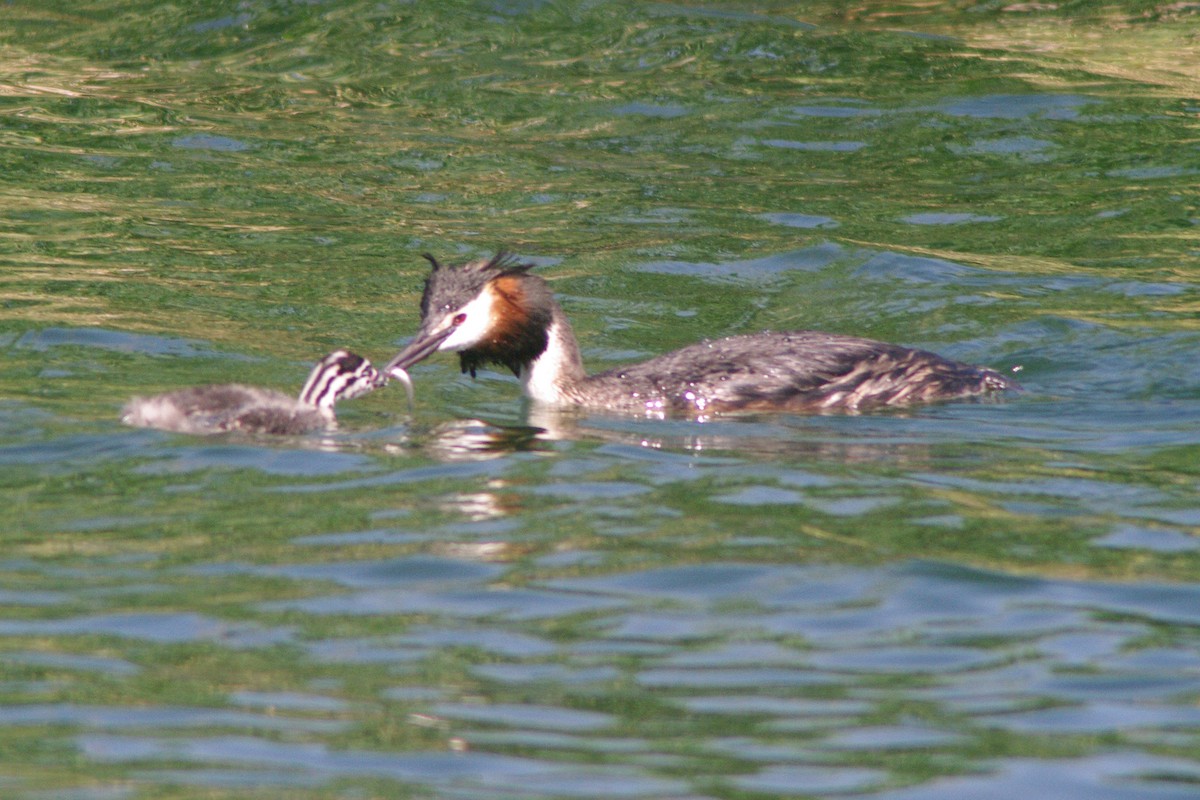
[122,350,383,435]
[384,254,1016,415]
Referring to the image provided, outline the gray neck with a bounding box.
[519,304,587,404]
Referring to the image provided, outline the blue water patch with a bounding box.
[549,562,872,607]
[759,139,868,152]
[611,102,688,118]
[0,704,346,734]
[805,495,899,516]
[635,244,846,281]
[400,625,557,658]
[471,662,621,684]
[304,637,427,665]
[172,134,253,152]
[980,702,1200,734]
[1093,524,1199,552]
[853,251,997,283]
[292,528,430,546]
[1036,630,1139,665]
[134,444,375,477]
[787,104,881,118]
[271,459,504,493]
[733,765,886,795]
[759,212,840,229]
[2,651,140,675]
[664,641,826,669]
[15,327,227,358]
[524,481,651,499]
[511,252,564,268]
[229,691,349,713]
[77,734,591,789]
[260,555,503,588]
[900,212,1003,225]
[715,486,805,505]
[430,702,615,732]
[0,612,293,647]
[1036,671,1200,703]
[264,585,630,620]
[805,644,1003,673]
[849,754,1200,800]
[636,664,841,688]
[1106,165,1199,180]
[932,93,1094,120]
[0,588,72,606]
[677,695,869,716]
[816,724,966,751]
[0,433,166,469]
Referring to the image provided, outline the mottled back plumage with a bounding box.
[575,331,1014,414]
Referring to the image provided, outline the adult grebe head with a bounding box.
[383,253,555,379]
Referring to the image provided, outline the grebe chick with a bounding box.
[122,350,384,435]
[384,254,1018,416]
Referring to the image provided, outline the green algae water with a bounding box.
[2,2,1200,797]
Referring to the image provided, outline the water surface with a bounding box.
[2,1,1199,798]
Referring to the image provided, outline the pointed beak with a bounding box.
[383,325,454,379]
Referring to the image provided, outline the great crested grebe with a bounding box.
[122,349,384,435]
[383,254,1017,415]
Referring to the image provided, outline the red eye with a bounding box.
[452,313,467,325]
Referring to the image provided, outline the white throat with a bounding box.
[519,317,583,405]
